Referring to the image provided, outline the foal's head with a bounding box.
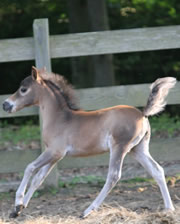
[3,66,79,113]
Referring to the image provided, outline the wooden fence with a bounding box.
[0,19,180,187]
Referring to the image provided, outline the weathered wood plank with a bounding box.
[0,25,180,62]
[50,25,180,58]
[33,18,57,187]
[0,37,34,62]
[0,149,41,173]
[77,81,180,110]
[0,182,20,193]
[1,82,180,118]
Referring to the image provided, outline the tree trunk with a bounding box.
[87,0,114,86]
[67,0,92,88]
[67,0,115,88]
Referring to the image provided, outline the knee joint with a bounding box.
[25,163,36,175]
[111,173,120,185]
[16,190,24,199]
[153,164,165,179]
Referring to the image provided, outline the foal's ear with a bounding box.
[31,66,43,85]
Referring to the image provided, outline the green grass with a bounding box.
[59,175,106,188]
[32,186,59,198]
[121,177,154,184]
[0,192,13,200]
[0,121,40,147]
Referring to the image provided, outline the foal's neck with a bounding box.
[39,87,72,128]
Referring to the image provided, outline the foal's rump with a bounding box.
[106,105,147,141]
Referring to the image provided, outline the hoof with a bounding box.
[163,207,175,213]
[79,214,86,219]
[9,205,24,219]
[82,206,97,218]
[9,212,19,219]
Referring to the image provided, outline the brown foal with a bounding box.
[2,67,176,218]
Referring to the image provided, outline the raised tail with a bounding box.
[143,77,177,117]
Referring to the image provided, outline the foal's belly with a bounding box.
[65,139,110,157]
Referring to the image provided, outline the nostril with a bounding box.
[3,101,13,112]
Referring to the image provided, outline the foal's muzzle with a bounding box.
[2,101,13,113]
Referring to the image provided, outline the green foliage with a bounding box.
[0,0,71,95]
[0,0,180,96]
[108,0,180,28]
[0,0,68,38]
[107,0,180,86]
[149,113,180,138]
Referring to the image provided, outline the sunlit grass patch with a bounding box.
[121,177,154,184]
[59,175,106,188]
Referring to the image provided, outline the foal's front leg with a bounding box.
[10,151,57,218]
[23,162,56,208]
[82,146,127,218]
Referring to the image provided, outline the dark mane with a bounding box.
[39,70,80,111]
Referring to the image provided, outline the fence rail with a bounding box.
[0,19,180,187]
[1,25,180,63]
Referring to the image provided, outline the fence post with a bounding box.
[33,18,58,187]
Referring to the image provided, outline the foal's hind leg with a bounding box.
[131,134,174,211]
[82,144,127,218]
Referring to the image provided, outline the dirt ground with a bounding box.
[0,164,180,224]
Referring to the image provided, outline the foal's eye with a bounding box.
[20,87,28,93]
